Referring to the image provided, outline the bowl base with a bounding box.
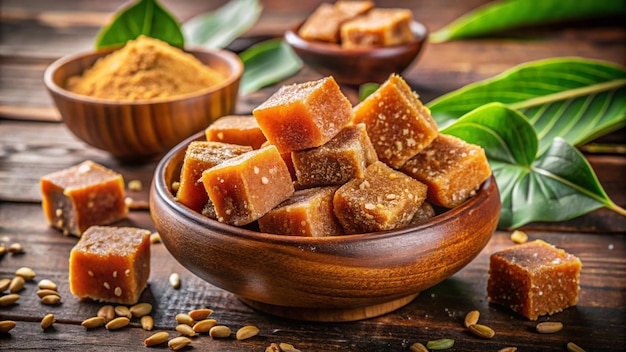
[238,293,419,322]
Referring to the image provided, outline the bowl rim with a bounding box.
[43,46,243,105]
[152,131,498,246]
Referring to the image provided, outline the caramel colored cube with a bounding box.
[69,226,151,305]
[292,123,378,188]
[487,240,582,320]
[401,134,491,208]
[333,161,427,234]
[297,1,373,43]
[40,160,128,237]
[258,186,343,237]
[340,9,415,48]
[202,145,295,226]
[409,201,435,225]
[252,76,353,153]
[352,74,438,168]
[176,141,252,212]
[205,115,267,150]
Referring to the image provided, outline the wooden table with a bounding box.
[1,1,624,351]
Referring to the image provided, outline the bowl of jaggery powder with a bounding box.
[44,36,243,160]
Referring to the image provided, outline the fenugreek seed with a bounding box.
[209,325,231,338]
[9,276,25,293]
[97,305,116,322]
[0,245,6,257]
[41,313,55,330]
[236,325,260,340]
[129,302,152,318]
[81,316,106,329]
[0,320,17,333]
[144,331,169,346]
[105,317,130,330]
[114,305,131,318]
[171,181,180,193]
[128,180,143,192]
[266,343,281,352]
[464,310,480,328]
[278,343,301,352]
[37,279,58,291]
[192,319,217,333]
[8,243,24,254]
[510,230,528,244]
[409,342,429,352]
[176,323,196,337]
[0,293,20,306]
[188,308,213,321]
[169,273,181,289]
[0,278,11,292]
[175,313,194,326]
[15,267,36,281]
[498,348,518,352]
[41,294,61,305]
[426,338,455,350]
[168,336,192,351]
[468,323,495,339]
[150,232,161,244]
[37,289,61,299]
[536,321,563,334]
[567,342,586,352]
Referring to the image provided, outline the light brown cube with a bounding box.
[409,201,436,225]
[205,115,267,150]
[40,160,128,237]
[297,1,374,43]
[340,8,415,48]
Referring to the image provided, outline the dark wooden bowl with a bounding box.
[149,132,500,322]
[284,20,428,85]
[44,48,243,161]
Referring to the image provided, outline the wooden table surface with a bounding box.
[1,1,625,351]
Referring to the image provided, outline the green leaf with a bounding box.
[428,58,626,155]
[359,83,380,102]
[182,0,262,49]
[429,0,626,43]
[239,39,303,95]
[442,103,625,228]
[96,0,184,49]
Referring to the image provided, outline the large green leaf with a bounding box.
[239,39,303,95]
[428,58,626,155]
[96,0,184,49]
[429,0,626,43]
[442,103,625,228]
[182,0,262,49]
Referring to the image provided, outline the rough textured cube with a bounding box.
[202,145,295,226]
[69,226,151,305]
[252,76,353,153]
[258,186,343,237]
[341,8,415,48]
[297,1,373,43]
[40,160,128,237]
[292,123,378,188]
[205,115,267,150]
[176,141,252,212]
[352,74,438,168]
[409,201,435,225]
[487,240,582,320]
[401,134,491,208]
[333,161,427,234]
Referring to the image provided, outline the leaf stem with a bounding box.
[609,203,626,217]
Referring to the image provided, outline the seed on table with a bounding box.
[498,348,518,352]
[510,230,528,244]
[15,267,36,281]
[567,342,586,352]
[209,325,231,338]
[81,316,106,329]
[236,325,260,340]
[175,313,194,326]
[409,343,429,352]
[141,315,154,331]
[0,278,11,292]
[105,317,130,330]
[38,279,58,291]
[41,294,62,305]
[0,320,17,333]
[278,343,302,352]
[464,310,480,327]
[37,289,61,299]
[169,273,181,289]
[98,305,116,322]
[168,336,192,351]
[176,323,196,337]
[0,245,6,257]
[188,308,213,321]
[114,305,132,318]
[193,319,217,333]
[128,179,143,191]
[536,321,563,334]
[8,243,24,254]
[130,302,152,318]
[0,293,20,306]
[9,276,25,293]
[41,313,55,330]
[144,331,169,347]
[468,323,495,339]
[426,338,455,350]
[149,232,161,244]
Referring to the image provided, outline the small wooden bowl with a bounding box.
[284,20,428,85]
[150,132,501,322]
[44,48,243,161]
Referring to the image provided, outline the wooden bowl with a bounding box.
[149,132,500,322]
[44,48,242,161]
[284,20,428,85]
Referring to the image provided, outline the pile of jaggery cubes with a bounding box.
[176,74,492,236]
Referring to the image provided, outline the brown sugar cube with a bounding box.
[297,1,373,43]
[40,160,128,237]
[258,186,343,237]
[205,115,267,150]
[176,141,252,212]
[352,74,438,168]
[335,1,375,17]
[409,201,435,225]
[292,123,378,188]
[252,76,353,154]
[487,240,582,320]
[69,226,151,305]
[333,161,427,234]
[400,134,491,208]
[201,145,295,226]
[340,8,415,48]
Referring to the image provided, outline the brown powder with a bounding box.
[66,36,225,101]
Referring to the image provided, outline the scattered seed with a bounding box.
[0,293,20,306]
[97,305,116,322]
[130,302,152,318]
[193,319,217,333]
[464,310,480,328]
[0,320,17,333]
[567,342,586,352]
[209,325,231,338]
[144,331,169,347]
[37,279,58,291]
[9,276,25,293]
[128,180,143,191]
[15,267,36,281]
[278,342,302,352]
[426,338,455,350]
[36,289,61,299]
[169,273,181,289]
[176,323,196,337]
[188,308,213,321]
[409,343,429,352]
[498,348,518,352]
[236,325,260,340]
[0,245,6,257]
[175,313,194,326]
[536,321,563,334]
[0,278,12,292]
[81,316,106,329]
[8,243,24,254]
[41,294,61,305]
[168,336,192,351]
[141,315,154,331]
[114,305,132,319]
[149,232,161,244]
[510,230,528,244]
[105,317,130,330]
[171,181,180,193]
[468,323,496,339]
[41,313,55,330]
